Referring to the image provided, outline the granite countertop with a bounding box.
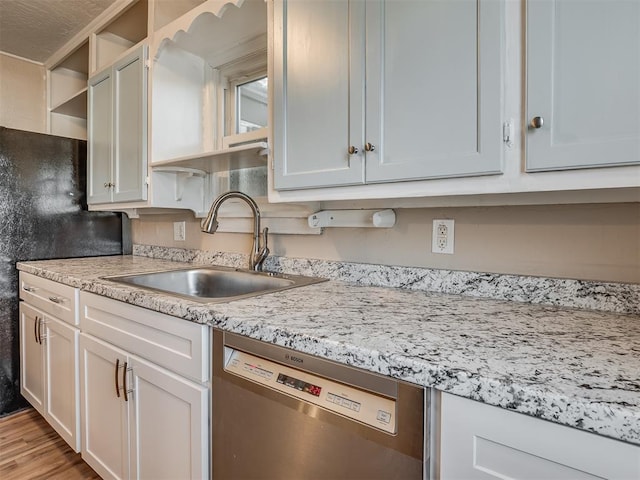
[17,255,640,446]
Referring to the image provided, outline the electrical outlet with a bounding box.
[432,219,454,254]
[173,221,186,241]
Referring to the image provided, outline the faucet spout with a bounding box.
[201,191,269,271]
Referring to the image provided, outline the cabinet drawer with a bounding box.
[80,292,209,383]
[20,272,79,325]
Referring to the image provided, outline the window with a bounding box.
[212,56,268,198]
[220,60,268,149]
[236,76,268,134]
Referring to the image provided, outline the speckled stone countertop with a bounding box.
[17,255,640,446]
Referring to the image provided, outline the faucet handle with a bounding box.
[254,227,270,271]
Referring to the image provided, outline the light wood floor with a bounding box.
[0,408,101,480]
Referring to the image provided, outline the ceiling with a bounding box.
[0,0,116,63]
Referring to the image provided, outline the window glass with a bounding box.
[236,77,268,133]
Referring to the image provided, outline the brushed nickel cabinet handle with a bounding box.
[115,358,121,398]
[37,317,42,345]
[122,362,129,402]
[34,316,39,343]
[23,285,37,292]
[49,296,64,304]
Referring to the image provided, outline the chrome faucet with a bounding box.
[201,191,269,271]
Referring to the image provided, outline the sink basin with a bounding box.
[104,266,326,303]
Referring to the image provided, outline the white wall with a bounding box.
[0,53,46,133]
[132,202,640,284]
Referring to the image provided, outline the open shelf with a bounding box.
[51,87,88,118]
[94,0,148,72]
[151,0,268,178]
[50,42,89,109]
[49,40,90,138]
[153,166,206,176]
[151,142,268,174]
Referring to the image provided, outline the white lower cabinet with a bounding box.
[80,334,208,480]
[20,303,45,414]
[19,281,80,452]
[80,334,130,480]
[42,315,80,451]
[79,292,209,480]
[439,392,640,479]
[129,355,208,480]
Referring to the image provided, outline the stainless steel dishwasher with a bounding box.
[212,329,428,479]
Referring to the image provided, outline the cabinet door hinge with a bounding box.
[145,176,150,185]
[503,121,514,147]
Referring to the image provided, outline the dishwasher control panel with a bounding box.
[224,347,397,434]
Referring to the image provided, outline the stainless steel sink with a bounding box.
[103,266,326,303]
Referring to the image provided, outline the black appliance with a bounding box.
[0,127,125,415]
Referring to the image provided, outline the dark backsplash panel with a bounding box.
[0,127,124,416]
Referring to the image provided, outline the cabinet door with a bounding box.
[19,303,45,415]
[80,334,130,480]
[88,69,113,204]
[365,0,503,183]
[272,0,365,189]
[44,318,80,452]
[128,356,208,480]
[440,393,640,479]
[112,45,148,203]
[527,0,640,171]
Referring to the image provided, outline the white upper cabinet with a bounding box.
[86,0,278,219]
[88,45,149,205]
[88,71,113,205]
[526,0,640,171]
[270,0,639,204]
[113,47,148,202]
[273,0,504,190]
[52,0,639,209]
[365,0,503,183]
[272,0,365,189]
